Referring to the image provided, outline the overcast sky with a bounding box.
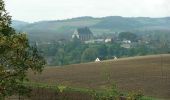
[5,0,170,22]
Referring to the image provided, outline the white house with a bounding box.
[114,56,118,60]
[123,40,131,44]
[95,58,100,62]
[105,38,112,43]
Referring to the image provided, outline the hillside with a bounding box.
[12,16,170,41]
[28,54,170,99]
[11,20,29,31]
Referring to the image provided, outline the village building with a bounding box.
[113,56,118,60]
[85,39,106,44]
[105,38,113,43]
[121,39,132,49]
[122,40,131,44]
[95,58,101,62]
[72,27,93,41]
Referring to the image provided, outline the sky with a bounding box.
[5,0,170,22]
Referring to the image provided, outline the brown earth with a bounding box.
[28,54,170,99]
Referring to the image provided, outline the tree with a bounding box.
[118,32,137,42]
[96,44,107,59]
[81,48,98,62]
[0,0,45,99]
[54,48,65,65]
[0,0,15,36]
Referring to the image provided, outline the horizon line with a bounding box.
[12,15,170,23]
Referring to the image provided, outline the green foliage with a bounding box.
[20,82,157,100]
[126,91,144,100]
[91,84,120,100]
[0,0,15,36]
[81,47,99,62]
[37,39,157,66]
[118,32,137,42]
[0,0,45,98]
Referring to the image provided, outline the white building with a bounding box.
[105,38,112,43]
[114,56,118,60]
[95,58,100,62]
[72,27,93,41]
[123,40,131,44]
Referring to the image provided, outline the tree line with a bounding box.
[37,40,154,66]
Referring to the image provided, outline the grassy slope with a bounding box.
[28,54,170,99]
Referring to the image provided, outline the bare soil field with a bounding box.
[28,54,170,99]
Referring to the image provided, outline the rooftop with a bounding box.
[76,27,93,35]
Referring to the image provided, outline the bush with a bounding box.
[91,84,120,100]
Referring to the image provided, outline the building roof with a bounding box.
[77,27,93,35]
[95,58,100,62]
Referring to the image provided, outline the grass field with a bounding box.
[28,54,170,99]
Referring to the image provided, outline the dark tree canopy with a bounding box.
[0,0,15,36]
[81,48,98,62]
[0,0,45,98]
[118,32,137,42]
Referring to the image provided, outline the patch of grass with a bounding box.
[23,82,159,100]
